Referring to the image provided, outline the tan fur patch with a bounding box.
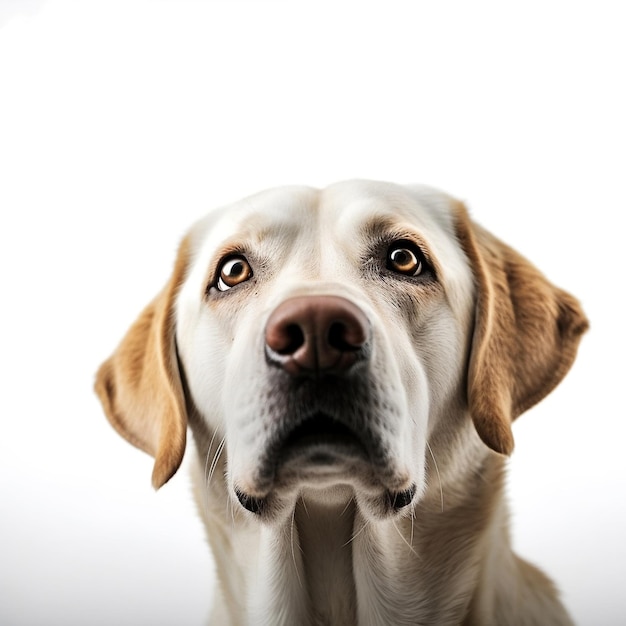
[94,237,191,488]
[453,202,589,454]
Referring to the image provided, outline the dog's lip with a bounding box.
[275,412,369,463]
[248,411,372,497]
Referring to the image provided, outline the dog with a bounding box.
[95,180,587,625]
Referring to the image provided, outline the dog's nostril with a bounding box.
[235,489,266,515]
[328,321,361,352]
[386,484,417,510]
[280,324,305,355]
[266,321,305,356]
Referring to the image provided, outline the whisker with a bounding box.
[426,440,444,513]
[290,505,303,589]
[226,469,236,528]
[343,518,370,547]
[208,437,226,486]
[392,520,418,557]
[206,427,220,462]
[200,432,218,516]
[229,495,236,528]
[203,427,225,509]
[339,497,354,518]
[203,427,220,486]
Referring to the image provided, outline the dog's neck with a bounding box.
[250,456,507,626]
[196,446,523,626]
[292,494,359,624]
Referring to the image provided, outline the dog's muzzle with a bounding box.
[233,295,415,516]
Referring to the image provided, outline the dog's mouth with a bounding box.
[235,406,416,519]
[277,412,369,464]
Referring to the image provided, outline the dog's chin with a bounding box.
[233,413,417,523]
[234,473,418,524]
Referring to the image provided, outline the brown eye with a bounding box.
[216,256,253,291]
[387,242,424,276]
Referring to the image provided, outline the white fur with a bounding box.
[171,180,573,625]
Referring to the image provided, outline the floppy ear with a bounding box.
[94,238,191,488]
[454,204,588,455]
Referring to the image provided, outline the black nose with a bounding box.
[265,295,370,376]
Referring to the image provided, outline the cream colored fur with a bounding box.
[95,180,587,625]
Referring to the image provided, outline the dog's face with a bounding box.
[175,181,474,520]
[95,180,588,524]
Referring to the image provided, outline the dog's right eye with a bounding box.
[216,256,253,291]
[386,241,426,277]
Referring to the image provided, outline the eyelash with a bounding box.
[208,238,434,296]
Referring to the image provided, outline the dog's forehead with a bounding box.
[321,180,458,241]
[187,185,319,252]
[188,181,458,254]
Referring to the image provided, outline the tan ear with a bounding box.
[94,238,191,488]
[454,204,588,455]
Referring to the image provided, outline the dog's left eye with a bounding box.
[216,256,253,291]
[386,241,424,276]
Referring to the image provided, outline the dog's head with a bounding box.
[95,181,587,522]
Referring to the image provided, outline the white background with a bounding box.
[1,1,624,624]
